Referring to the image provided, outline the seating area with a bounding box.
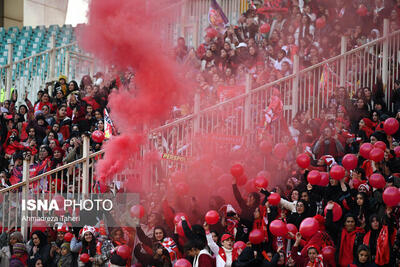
[0,24,76,65]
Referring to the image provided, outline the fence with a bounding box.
[155,0,248,48]
[1,19,399,240]
[0,36,96,107]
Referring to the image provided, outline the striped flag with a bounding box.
[104,108,114,139]
[209,0,229,31]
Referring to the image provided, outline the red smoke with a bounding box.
[78,0,186,180]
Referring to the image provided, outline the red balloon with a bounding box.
[307,170,321,185]
[205,210,220,225]
[374,141,387,151]
[394,146,400,157]
[267,193,281,206]
[296,153,311,169]
[352,178,363,190]
[324,202,343,222]
[236,174,247,186]
[177,220,191,237]
[322,246,336,261]
[233,241,247,251]
[384,118,399,135]
[356,4,368,16]
[130,205,145,219]
[206,28,218,39]
[369,148,384,162]
[174,259,192,267]
[91,130,105,143]
[383,186,400,207]
[174,213,188,225]
[116,245,131,260]
[64,232,73,242]
[260,23,271,34]
[286,223,298,239]
[369,173,386,189]
[259,140,272,155]
[249,229,265,244]
[360,143,373,159]
[318,172,330,186]
[80,253,90,263]
[269,220,288,236]
[31,220,47,233]
[315,17,326,29]
[230,164,244,178]
[299,217,319,238]
[175,182,189,195]
[254,176,269,189]
[245,178,257,193]
[329,165,345,181]
[273,143,288,160]
[342,154,358,170]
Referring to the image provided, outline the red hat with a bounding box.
[57,224,69,233]
[221,234,234,242]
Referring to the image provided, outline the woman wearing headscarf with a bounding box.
[77,225,104,267]
[362,209,396,266]
[287,200,309,229]
[325,202,365,267]
[0,231,24,267]
[27,231,51,267]
[135,224,180,266]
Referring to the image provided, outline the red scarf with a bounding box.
[363,225,394,265]
[252,206,268,243]
[338,227,364,267]
[306,255,324,267]
[226,219,238,237]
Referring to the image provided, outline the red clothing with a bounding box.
[197,253,215,267]
[291,246,325,267]
[338,227,364,267]
[34,101,52,113]
[363,225,395,265]
[82,96,100,110]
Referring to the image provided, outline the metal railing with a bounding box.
[1,19,399,240]
[0,37,96,106]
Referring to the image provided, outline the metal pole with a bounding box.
[292,55,299,119]
[5,43,13,100]
[244,73,252,130]
[193,91,201,133]
[81,136,90,197]
[64,51,70,80]
[21,159,29,241]
[340,36,347,87]
[382,19,389,102]
[49,34,56,86]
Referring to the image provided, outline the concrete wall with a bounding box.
[0,0,24,28]
[24,0,68,27]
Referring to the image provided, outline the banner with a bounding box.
[209,0,229,32]
[104,108,114,139]
[161,153,187,162]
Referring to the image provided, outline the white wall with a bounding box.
[24,0,69,27]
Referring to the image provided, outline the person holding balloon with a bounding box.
[325,204,365,267]
[204,222,234,267]
[77,226,105,267]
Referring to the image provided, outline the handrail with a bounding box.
[12,43,76,65]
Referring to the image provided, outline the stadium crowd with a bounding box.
[1,0,400,267]
[174,0,400,110]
